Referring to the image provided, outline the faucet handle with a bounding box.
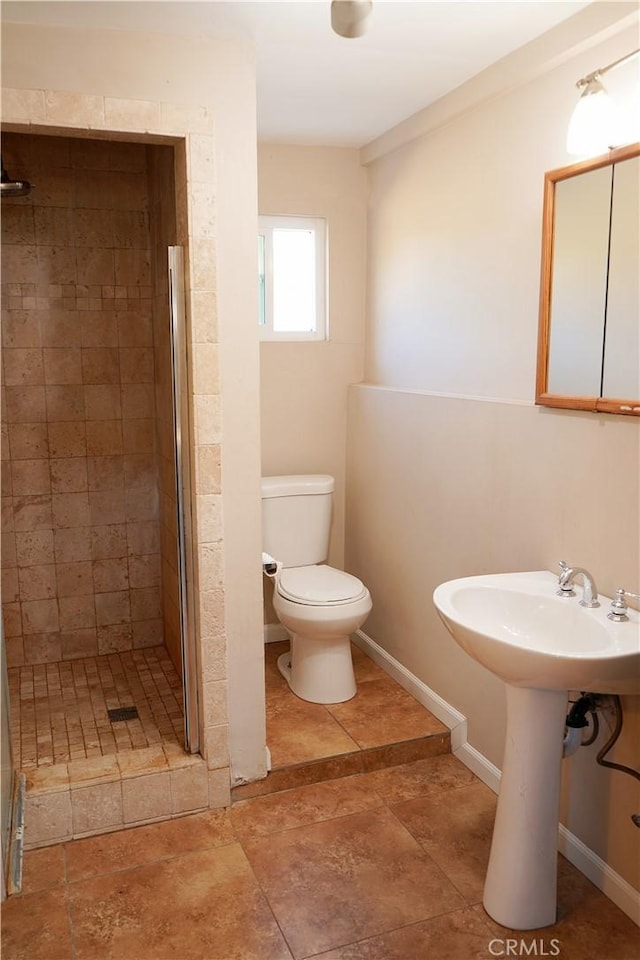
[608,588,640,622]
[556,561,575,597]
[608,588,629,622]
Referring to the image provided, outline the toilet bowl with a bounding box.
[273,564,372,703]
[261,474,373,704]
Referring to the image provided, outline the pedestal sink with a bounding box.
[433,570,640,931]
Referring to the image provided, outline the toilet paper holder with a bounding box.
[262,552,280,577]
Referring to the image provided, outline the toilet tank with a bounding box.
[261,475,334,568]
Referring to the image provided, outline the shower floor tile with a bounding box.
[8,646,184,768]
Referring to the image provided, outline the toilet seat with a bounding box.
[277,564,367,606]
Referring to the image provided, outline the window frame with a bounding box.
[258,214,328,342]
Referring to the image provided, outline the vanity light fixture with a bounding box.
[567,47,640,155]
[331,0,372,38]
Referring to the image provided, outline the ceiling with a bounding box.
[3,1,593,146]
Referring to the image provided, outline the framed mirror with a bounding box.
[536,142,640,417]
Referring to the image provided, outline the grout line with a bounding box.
[63,833,238,886]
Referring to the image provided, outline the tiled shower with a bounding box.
[1,132,185,770]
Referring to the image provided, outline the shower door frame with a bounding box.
[168,246,200,753]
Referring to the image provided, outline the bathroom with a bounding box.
[1,0,639,944]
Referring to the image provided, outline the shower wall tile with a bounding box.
[54,528,91,563]
[9,421,44,461]
[71,780,124,836]
[195,445,221,495]
[89,490,125,526]
[3,347,44,385]
[59,596,96,631]
[50,458,88,494]
[47,422,86,458]
[194,395,221,446]
[84,384,121,420]
[1,87,46,122]
[45,384,85,421]
[132,618,163,648]
[2,309,40,346]
[56,562,93,598]
[91,524,127,560]
[202,723,229,770]
[5,386,47,423]
[22,599,59,635]
[161,102,213,136]
[15,530,55,567]
[43,348,83,385]
[18,564,57,601]
[61,628,98,660]
[2,533,17,567]
[190,290,218,343]
[170,763,209,814]
[11,459,51,495]
[97,623,133,654]
[3,602,22,638]
[13,495,53,532]
[1,133,164,665]
[86,420,123,456]
[95,590,131,627]
[2,567,19,603]
[44,91,105,128]
[208,768,231,810]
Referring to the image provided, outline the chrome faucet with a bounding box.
[556,561,600,608]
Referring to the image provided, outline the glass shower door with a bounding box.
[168,247,200,752]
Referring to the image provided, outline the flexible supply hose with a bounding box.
[594,695,640,828]
[564,694,639,825]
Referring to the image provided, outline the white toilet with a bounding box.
[261,474,372,704]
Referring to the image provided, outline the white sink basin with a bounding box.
[433,570,640,695]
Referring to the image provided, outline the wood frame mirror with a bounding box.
[536,142,640,417]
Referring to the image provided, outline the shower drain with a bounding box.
[107,706,139,723]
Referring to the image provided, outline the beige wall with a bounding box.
[347,21,640,890]
[2,20,266,792]
[258,144,368,570]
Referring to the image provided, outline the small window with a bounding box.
[258,215,327,341]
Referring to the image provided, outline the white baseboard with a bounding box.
[354,628,639,927]
[453,740,501,793]
[263,623,288,644]
[354,629,467,751]
[558,824,640,925]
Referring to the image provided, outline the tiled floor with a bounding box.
[3,754,638,960]
[8,646,184,768]
[234,640,451,800]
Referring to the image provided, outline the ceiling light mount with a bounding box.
[331,1,372,39]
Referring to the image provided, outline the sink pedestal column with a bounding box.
[483,686,568,930]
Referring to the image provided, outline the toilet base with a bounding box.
[277,634,357,704]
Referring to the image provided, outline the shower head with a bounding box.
[1,157,32,198]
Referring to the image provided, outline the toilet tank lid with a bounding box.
[261,475,335,498]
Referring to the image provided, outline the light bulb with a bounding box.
[567,78,621,156]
